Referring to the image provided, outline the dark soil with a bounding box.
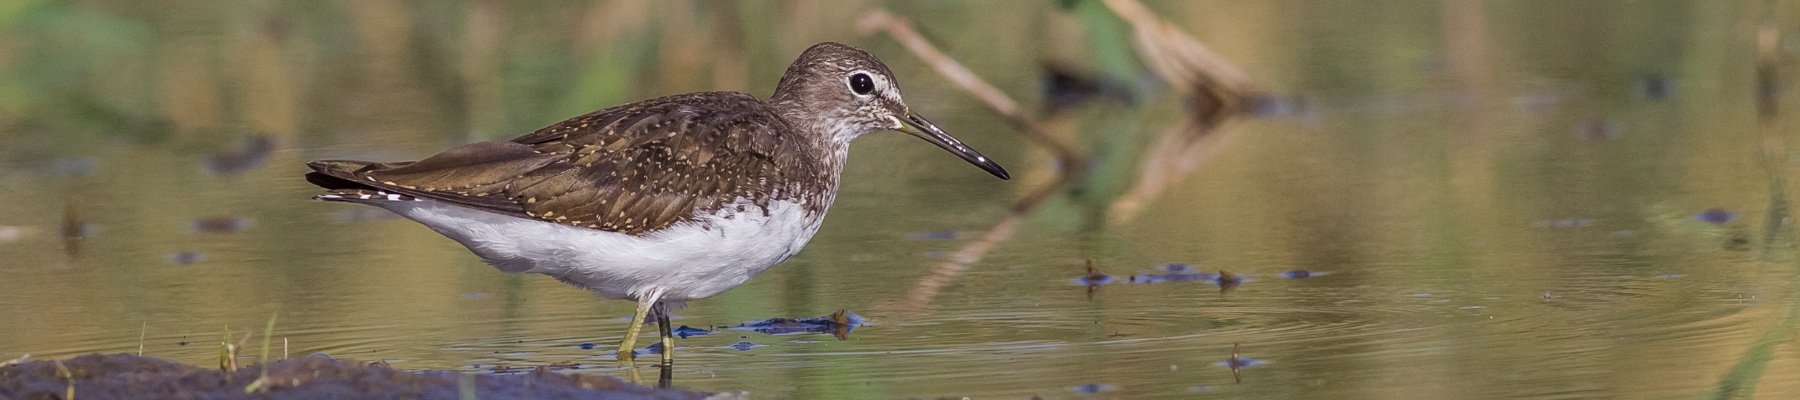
[0,353,729,400]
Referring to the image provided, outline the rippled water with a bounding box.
[3,1,1800,399]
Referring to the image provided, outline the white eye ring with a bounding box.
[846,70,878,97]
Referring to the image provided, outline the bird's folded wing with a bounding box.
[308,92,813,235]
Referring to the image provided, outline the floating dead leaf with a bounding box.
[1217,270,1241,293]
[1074,260,1118,299]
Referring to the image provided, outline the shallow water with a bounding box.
[4,1,1800,399]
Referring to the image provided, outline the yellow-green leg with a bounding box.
[616,296,657,363]
[657,303,675,365]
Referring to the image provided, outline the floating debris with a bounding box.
[1216,270,1242,293]
[725,309,864,341]
[1534,219,1593,228]
[1693,208,1738,224]
[722,342,765,351]
[1410,293,1431,297]
[672,325,713,338]
[205,134,276,176]
[1278,270,1326,279]
[907,230,960,241]
[1218,343,1266,383]
[190,216,253,233]
[1068,383,1115,393]
[1073,260,1117,299]
[1072,260,1118,286]
[577,343,596,350]
[166,252,207,264]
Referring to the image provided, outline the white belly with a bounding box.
[376,198,824,302]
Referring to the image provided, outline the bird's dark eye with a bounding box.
[849,73,875,95]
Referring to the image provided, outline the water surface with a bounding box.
[3,1,1799,398]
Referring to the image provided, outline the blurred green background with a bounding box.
[4,0,1800,398]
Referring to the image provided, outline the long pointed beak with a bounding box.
[895,112,1010,180]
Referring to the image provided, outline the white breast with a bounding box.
[375,198,825,302]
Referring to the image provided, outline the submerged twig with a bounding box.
[858,9,1085,169]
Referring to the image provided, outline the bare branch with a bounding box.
[858,9,1084,166]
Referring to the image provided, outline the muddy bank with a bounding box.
[0,353,737,400]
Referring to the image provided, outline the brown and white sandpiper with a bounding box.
[304,42,1009,365]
